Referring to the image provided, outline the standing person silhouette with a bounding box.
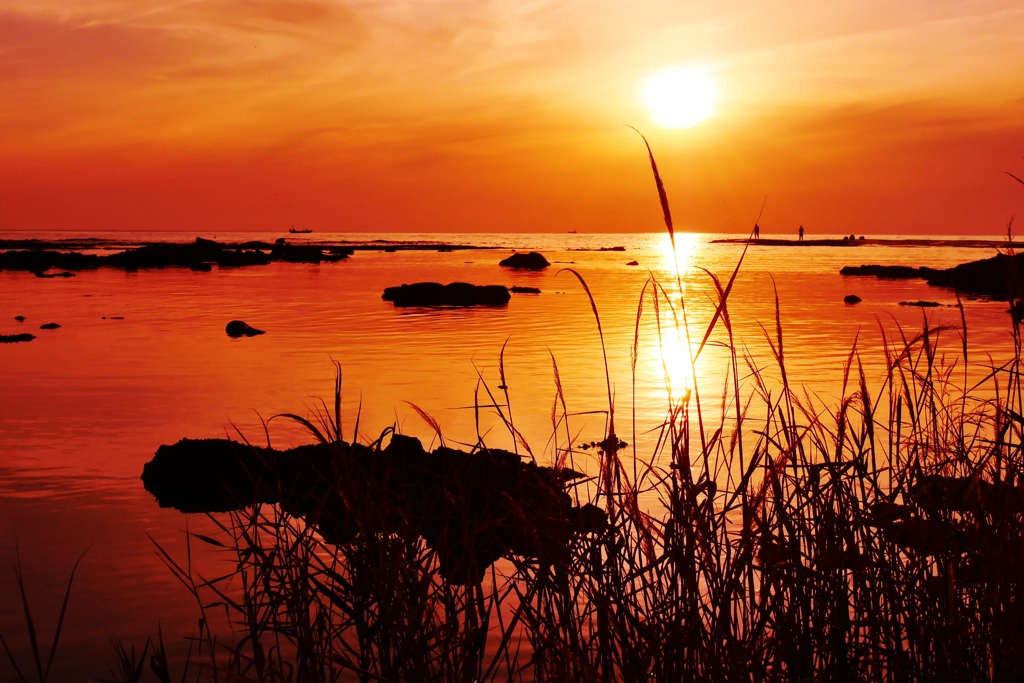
[753,224,760,240]
[798,225,804,241]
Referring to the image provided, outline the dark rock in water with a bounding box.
[382,282,511,307]
[599,246,626,252]
[844,295,862,304]
[842,252,1024,300]
[0,333,35,343]
[275,237,286,245]
[626,260,639,266]
[383,247,398,253]
[141,434,605,585]
[510,286,541,294]
[328,246,355,257]
[499,252,550,270]
[34,271,75,278]
[14,316,25,322]
[39,322,61,329]
[226,320,265,337]
[899,301,941,307]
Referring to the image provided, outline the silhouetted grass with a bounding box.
[84,148,1024,682]
[129,302,1021,679]
[125,287,1024,682]
[0,544,87,683]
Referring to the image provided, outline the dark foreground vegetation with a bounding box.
[6,144,1024,682]
[108,290,1024,683]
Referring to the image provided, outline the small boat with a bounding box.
[289,228,312,234]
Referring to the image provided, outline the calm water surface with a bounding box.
[0,231,1016,679]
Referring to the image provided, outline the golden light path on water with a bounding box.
[645,232,701,404]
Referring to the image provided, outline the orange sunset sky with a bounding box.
[1,0,1023,234]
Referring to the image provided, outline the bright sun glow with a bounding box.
[642,67,719,129]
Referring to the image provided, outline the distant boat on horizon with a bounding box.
[289,228,313,234]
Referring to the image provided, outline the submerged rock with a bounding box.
[39,322,61,329]
[844,295,862,304]
[225,320,265,337]
[382,282,511,307]
[141,434,605,584]
[0,333,35,343]
[840,265,926,279]
[499,252,550,270]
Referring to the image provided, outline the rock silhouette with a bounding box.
[382,282,511,307]
[226,320,265,337]
[141,435,605,584]
[844,295,862,304]
[499,252,550,270]
[510,286,541,294]
[899,301,941,307]
[14,316,24,322]
[841,252,1024,300]
[0,333,35,343]
[0,237,351,275]
[626,260,640,266]
[39,322,61,329]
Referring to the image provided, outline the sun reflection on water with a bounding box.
[655,231,700,277]
[639,232,704,402]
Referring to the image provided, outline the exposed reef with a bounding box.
[141,435,605,584]
[382,282,511,307]
[841,252,1024,300]
[0,333,35,343]
[0,237,352,275]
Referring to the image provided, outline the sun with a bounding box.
[641,67,719,129]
